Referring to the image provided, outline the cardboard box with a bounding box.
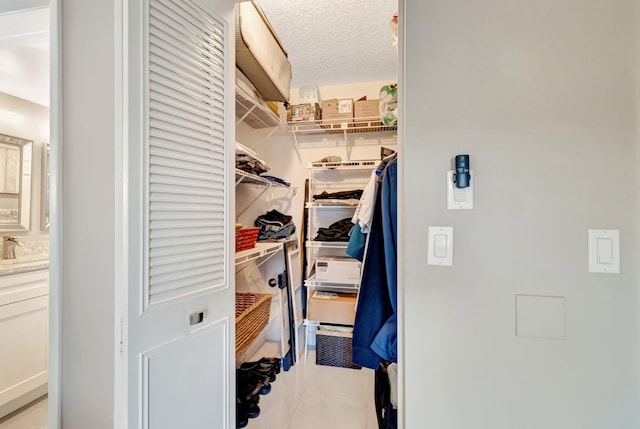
[321,99,354,125]
[308,292,357,325]
[299,85,321,105]
[315,256,361,284]
[287,103,321,122]
[355,99,380,118]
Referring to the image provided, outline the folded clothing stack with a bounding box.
[313,189,364,200]
[255,210,296,240]
[314,217,353,242]
[236,154,270,175]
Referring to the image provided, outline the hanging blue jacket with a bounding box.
[352,159,397,368]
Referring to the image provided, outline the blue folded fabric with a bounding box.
[260,175,290,187]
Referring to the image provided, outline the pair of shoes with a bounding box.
[240,357,281,376]
[238,363,277,383]
[237,369,272,396]
[246,356,282,374]
[236,397,260,428]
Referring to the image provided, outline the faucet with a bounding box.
[2,237,18,259]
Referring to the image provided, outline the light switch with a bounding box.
[588,229,620,273]
[428,226,454,266]
[596,238,613,264]
[447,170,474,210]
[434,234,448,257]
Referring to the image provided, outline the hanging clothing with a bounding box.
[352,158,397,368]
[348,152,397,261]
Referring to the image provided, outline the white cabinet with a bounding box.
[0,269,49,418]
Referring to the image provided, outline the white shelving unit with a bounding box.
[288,116,397,135]
[235,83,282,132]
[289,119,397,160]
[234,242,283,267]
[302,160,377,361]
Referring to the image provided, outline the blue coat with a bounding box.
[352,159,397,368]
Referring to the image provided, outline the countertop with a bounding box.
[0,259,49,277]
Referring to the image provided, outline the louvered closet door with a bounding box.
[126,0,235,428]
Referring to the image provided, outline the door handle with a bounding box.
[189,311,205,326]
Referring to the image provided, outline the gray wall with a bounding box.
[60,0,115,426]
[403,0,639,427]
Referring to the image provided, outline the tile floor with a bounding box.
[245,349,378,429]
[0,351,376,429]
[0,396,47,429]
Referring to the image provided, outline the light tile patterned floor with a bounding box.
[0,352,376,429]
[245,350,378,429]
[0,397,47,429]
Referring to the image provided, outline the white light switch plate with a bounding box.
[447,170,473,210]
[588,229,620,274]
[428,226,454,266]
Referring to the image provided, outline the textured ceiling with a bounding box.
[0,2,398,107]
[257,0,398,89]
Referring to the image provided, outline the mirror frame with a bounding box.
[0,133,32,231]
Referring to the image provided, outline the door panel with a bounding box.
[144,318,228,428]
[127,0,235,427]
[0,295,48,410]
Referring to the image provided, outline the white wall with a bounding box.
[0,92,49,238]
[60,0,116,427]
[403,0,639,427]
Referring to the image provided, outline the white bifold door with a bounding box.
[126,0,235,427]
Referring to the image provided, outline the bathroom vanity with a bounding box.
[0,264,49,418]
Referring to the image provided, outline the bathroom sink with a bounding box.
[0,258,49,275]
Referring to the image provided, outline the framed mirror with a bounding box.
[0,134,32,231]
[41,143,49,230]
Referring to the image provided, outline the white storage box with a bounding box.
[235,2,292,102]
[315,257,361,284]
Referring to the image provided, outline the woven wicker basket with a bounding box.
[315,329,361,369]
[235,292,272,358]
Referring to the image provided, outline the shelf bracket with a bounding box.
[236,179,272,220]
[290,132,302,163]
[236,104,257,127]
[262,125,281,143]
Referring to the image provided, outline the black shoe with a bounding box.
[240,402,260,419]
[236,399,248,428]
[237,378,262,402]
[238,365,276,383]
[238,371,272,395]
[240,357,281,374]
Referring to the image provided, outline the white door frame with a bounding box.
[48,0,61,426]
[397,3,406,428]
[46,0,408,427]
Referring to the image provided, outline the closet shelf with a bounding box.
[304,274,359,292]
[235,242,283,266]
[305,241,349,249]
[288,117,397,135]
[235,84,282,129]
[305,201,359,209]
[235,169,290,188]
[307,160,378,171]
[235,169,296,219]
